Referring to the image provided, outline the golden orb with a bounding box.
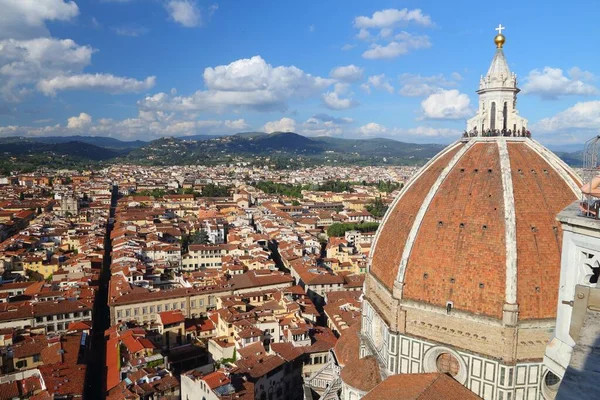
[494,33,505,48]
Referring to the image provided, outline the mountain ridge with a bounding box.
[0,132,585,172]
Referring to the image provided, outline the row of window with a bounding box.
[35,310,90,323]
[116,298,215,319]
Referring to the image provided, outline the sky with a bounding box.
[0,0,599,147]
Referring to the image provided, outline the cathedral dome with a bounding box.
[368,138,580,321]
[358,27,576,399]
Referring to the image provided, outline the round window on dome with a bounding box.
[436,353,460,376]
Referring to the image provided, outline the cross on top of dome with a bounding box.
[494,24,506,48]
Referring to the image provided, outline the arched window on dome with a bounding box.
[490,102,496,131]
[503,102,508,131]
[436,353,460,377]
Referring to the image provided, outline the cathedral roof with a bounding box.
[368,137,580,320]
[333,321,360,367]
[340,355,382,392]
[362,373,482,400]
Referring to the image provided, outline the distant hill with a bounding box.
[0,138,122,160]
[121,131,447,167]
[0,133,587,171]
[11,135,147,150]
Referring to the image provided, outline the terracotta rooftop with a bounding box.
[158,310,185,326]
[333,321,360,367]
[362,373,482,400]
[340,355,382,392]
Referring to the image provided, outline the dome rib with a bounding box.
[395,139,477,289]
[368,141,465,290]
[528,139,581,196]
[498,139,518,307]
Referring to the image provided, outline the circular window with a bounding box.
[541,370,561,399]
[436,353,460,376]
[423,346,467,384]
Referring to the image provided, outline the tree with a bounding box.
[19,192,25,201]
[366,197,388,218]
[317,180,353,193]
[327,222,380,237]
[190,229,210,245]
[253,181,304,198]
[199,184,231,198]
[291,200,301,206]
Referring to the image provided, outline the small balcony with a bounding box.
[462,128,531,140]
[579,136,600,219]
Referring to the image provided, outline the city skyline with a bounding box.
[0,0,599,145]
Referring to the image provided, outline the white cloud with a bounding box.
[322,91,358,110]
[0,38,157,101]
[38,74,156,95]
[0,38,93,101]
[139,56,333,113]
[399,73,459,97]
[402,126,460,137]
[451,72,463,81]
[341,44,355,51]
[0,0,79,40]
[521,67,598,99]
[421,89,472,119]
[358,122,387,136]
[362,32,430,59]
[301,117,343,137]
[166,0,201,27]
[358,122,459,138]
[0,110,249,139]
[362,74,394,93]
[535,101,600,133]
[67,112,92,129]
[263,117,296,133]
[329,65,364,82]
[379,28,393,38]
[311,113,353,124]
[309,25,315,33]
[356,28,371,41]
[354,8,433,29]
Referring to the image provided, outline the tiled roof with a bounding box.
[333,322,360,367]
[340,355,381,392]
[39,363,86,397]
[362,373,482,400]
[158,310,185,326]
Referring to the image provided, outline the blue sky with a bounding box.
[0,0,599,146]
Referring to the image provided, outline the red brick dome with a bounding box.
[369,138,580,320]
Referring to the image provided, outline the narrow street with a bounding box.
[84,185,118,399]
